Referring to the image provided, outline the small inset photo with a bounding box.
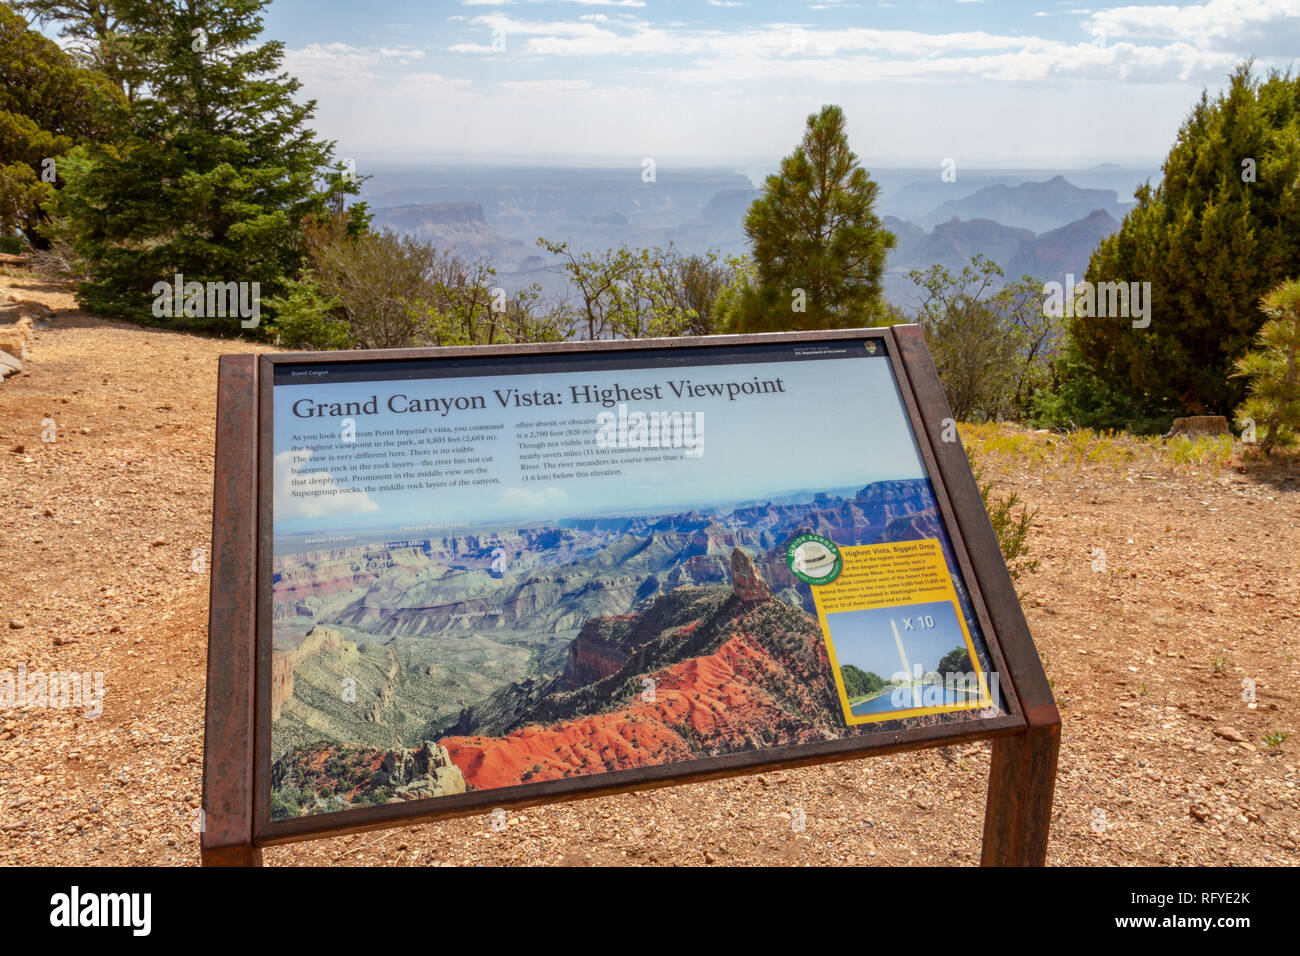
[821,599,990,723]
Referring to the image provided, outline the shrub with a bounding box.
[1233,277,1300,453]
[910,256,1057,421]
[307,226,441,349]
[263,275,351,350]
[973,462,1039,586]
[310,221,569,349]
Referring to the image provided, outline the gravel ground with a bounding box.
[1,263,1297,867]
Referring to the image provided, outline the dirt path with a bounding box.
[1,265,1296,866]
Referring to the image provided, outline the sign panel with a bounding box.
[259,335,1013,830]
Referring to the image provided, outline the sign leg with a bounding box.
[201,355,262,868]
[981,723,1060,866]
[201,845,263,867]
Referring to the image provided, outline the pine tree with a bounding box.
[1056,63,1300,430]
[734,105,894,332]
[1234,277,1300,453]
[48,0,357,332]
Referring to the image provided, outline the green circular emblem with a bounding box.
[786,533,842,585]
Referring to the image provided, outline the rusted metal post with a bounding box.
[890,324,1061,866]
[201,354,262,867]
[981,715,1060,866]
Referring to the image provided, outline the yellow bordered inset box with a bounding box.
[810,539,993,725]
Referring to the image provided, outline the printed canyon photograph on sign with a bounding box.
[267,344,1000,820]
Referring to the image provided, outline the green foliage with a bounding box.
[1030,338,1176,434]
[711,254,757,331]
[411,258,568,348]
[539,238,738,339]
[733,104,895,331]
[670,249,738,336]
[973,463,1039,585]
[269,784,310,819]
[1056,63,1300,429]
[840,663,885,699]
[1262,730,1291,748]
[13,1,143,97]
[307,226,449,348]
[909,255,1057,420]
[46,0,357,331]
[1233,277,1300,453]
[262,274,350,350]
[306,222,569,349]
[936,647,971,676]
[0,3,119,245]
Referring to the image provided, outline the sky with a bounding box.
[271,352,926,533]
[824,599,969,679]
[246,0,1300,167]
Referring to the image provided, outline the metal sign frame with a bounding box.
[201,326,1060,866]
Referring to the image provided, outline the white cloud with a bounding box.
[449,14,1267,82]
[1088,0,1300,52]
[274,449,381,522]
[281,43,465,93]
[669,37,1236,86]
[282,4,1297,163]
[460,16,1033,59]
[496,78,594,92]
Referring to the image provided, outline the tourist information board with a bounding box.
[202,327,1059,865]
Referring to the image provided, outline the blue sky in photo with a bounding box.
[235,0,1300,165]
[825,598,970,679]
[271,354,926,533]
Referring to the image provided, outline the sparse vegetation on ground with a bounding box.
[3,262,1296,867]
[962,422,1242,473]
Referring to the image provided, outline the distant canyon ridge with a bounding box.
[359,163,1154,309]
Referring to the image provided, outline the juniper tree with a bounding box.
[1056,63,1300,430]
[12,1,142,98]
[0,4,118,246]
